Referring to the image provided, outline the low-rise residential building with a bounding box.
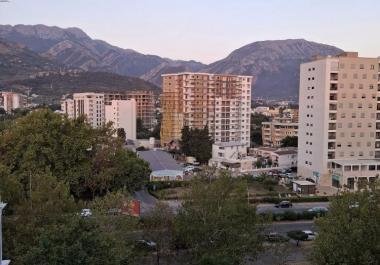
[329,160,380,191]
[261,118,298,147]
[0,92,27,113]
[209,142,256,174]
[292,180,316,194]
[105,99,137,140]
[138,150,184,181]
[251,147,297,169]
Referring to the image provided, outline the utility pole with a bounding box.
[0,202,10,265]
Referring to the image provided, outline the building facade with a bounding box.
[262,118,298,147]
[0,92,27,113]
[61,93,105,128]
[104,91,155,129]
[105,99,137,140]
[160,72,252,146]
[297,52,380,189]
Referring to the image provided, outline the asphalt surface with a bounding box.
[257,202,330,214]
[133,189,157,216]
[265,220,317,234]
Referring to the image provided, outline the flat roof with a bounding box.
[293,180,315,186]
[161,72,252,78]
[274,150,297,155]
[138,150,183,171]
[331,159,380,166]
[214,142,247,147]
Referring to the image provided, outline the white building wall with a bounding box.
[105,99,136,140]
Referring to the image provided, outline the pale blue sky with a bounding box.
[0,0,379,63]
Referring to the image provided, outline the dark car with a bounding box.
[275,201,293,208]
[265,232,289,242]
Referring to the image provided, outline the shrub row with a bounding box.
[250,196,330,204]
[259,210,327,221]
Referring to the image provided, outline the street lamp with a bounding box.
[0,202,10,265]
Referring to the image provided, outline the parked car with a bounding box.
[275,201,293,208]
[349,202,360,209]
[80,208,92,217]
[135,240,157,251]
[265,232,289,242]
[308,207,328,213]
[302,230,317,240]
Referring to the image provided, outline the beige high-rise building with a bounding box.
[0,92,27,113]
[297,52,380,190]
[160,72,252,147]
[61,98,75,119]
[262,118,298,147]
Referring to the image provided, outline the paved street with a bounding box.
[266,220,317,234]
[257,202,330,214]
[133,189,157,216]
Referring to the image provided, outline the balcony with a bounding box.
[330,83,338,91]
[330,93,338,101]
[376,141,380,149]
[328,152,336,159]
[377,104,380,111]
[328,142,336,150]
[328,132,336,140]
[329,104,337,111]
[328,123,336,130]
[329,113,337,121]
[376,123,380,130]
[330,73,338,81]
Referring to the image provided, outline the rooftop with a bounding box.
[274,150,297,155]
[331,159,380,166]
[214,142,247,147]
[138,150,183,171]
[293,180,316,186]
[161,72,253,78]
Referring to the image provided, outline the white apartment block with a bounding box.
[61,93,105,128]
[105,99,137,140]
[297,52,380,190]
[0,92,27,113]
[161,73,252,147]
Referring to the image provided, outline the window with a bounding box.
[360,64,364,69]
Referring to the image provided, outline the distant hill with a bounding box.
[0,38,61,83]
[6,71,160,97]
[203,39,343,98]
[0,25,345,99]
[0,24,205,85]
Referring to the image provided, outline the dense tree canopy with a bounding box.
[281,136,298,147]
[175,174,262,264]
[0,109,150,201]
[180,126,212,164]
[312,189,380,264]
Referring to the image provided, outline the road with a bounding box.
[266,220,317,234]
[133,189,157,216]
[257,202,330,214]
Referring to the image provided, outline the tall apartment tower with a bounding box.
[0,92,27,113]
[297,52,380,189]
[73,93,105,128]
[160,73,252,147]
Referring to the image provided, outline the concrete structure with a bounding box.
[105,99,137,140]
[209,142,256,174]
[329,160,380,190]
[161,73,252,147]
[0,202,10,265]
[252,147,297,169]
[72,93,105,128]
[297,52,380,188]
[138,150,184,181]
[60,98,75,119]
[104,91,155,129]
[292,180,316,194]
[0,92,27,113]
[262,118,298,147]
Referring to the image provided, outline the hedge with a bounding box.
[259,210,327,221]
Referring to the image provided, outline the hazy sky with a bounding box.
[0,0,379,63]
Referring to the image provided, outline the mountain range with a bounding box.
[0,24,344,99]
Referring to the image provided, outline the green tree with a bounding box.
[175,174,262,264]
[142,202,175,265]
[250,113,270,146]
[281,136,298,147]
[312,189,380,264]
[117,127,127,142]
[136,118,150,139]
[286,230,308,246]
[180,126,212,164]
